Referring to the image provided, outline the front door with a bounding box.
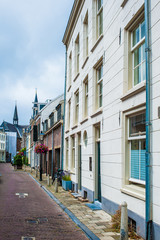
[95,125,101,202]
[78,142,82,190]
[97,141,101,202]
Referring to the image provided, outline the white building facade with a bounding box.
[63,0,160,238]
[0,130,6,162]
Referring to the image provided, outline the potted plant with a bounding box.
[62,174,72,191]
[14,154,23,169]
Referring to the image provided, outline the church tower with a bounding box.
[32,88,38,118]
[13,102,18,126]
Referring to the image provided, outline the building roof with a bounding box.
[1,121,28,139]
[62,0,85,46]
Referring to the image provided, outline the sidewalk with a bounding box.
[23,166,141,240]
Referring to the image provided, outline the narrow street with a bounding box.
[0,163,88,240]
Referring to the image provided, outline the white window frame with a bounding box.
[83,11,89,60]
[75,91,79,124]
[68,52,72,89]
[97,0,103,38]
[97,64,103,108]
[75,35,80,75]
[131,21,145,87]
[84,79,88,117]
[71,136,75,170]
[128,112,146,185]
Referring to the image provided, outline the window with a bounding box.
[68,52,72,88]
[75,34,80,75]
[84,79,88,117]
[83,11,88,60]
[50,113,54,127]
[128,112,146,184]
[68,100,71,129]
[75,91,79,124]
[97,0,103,38]
[56,105,61,122]
[96,64,103,108]
[43,120,48,132]
[131,21,145,86]
[83,131,88,147]
[65,138,69,170]
[72,136,75,170]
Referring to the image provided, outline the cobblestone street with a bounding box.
[0,163,88,240]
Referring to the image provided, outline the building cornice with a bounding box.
[62,0,85,47]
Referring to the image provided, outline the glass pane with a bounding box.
[99,11,103,35]
[133,27,139,47]
[131,140,139,180]
[142,62,146,81]
[134,66,139,85]
[141,21,145,39]
[100,81,103,95]
[98,0,102,11]
[142,43,145,61]
[99,95,102,107]
[129,113,146,137]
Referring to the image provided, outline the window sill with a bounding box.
[73,73,80,82]
[71,124,78,130]
[91,108,103,118]
[91,34,104,53]
[80,117,88,125]
[82,56,89,69]
[121,0,128,8]
[67,85,71,92]
[121,184,145,201]
[120,81,146,101]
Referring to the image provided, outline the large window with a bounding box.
[128,112,146,184]
[84,80,88,117]
[65,138,69,170]
[83,11,88,60]
[68,52,72,89]
[72,136,75,170]
[75,34,80,75]
[68,100,71,129]
[131,21,145,86]
[75,91,79,124]
[97,0,103,38]
[96,64,103,108]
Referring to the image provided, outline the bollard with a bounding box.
[55,177,58,193]
[36,168,38,178]
[24,165,26,172]
[30,167,32,173]
[120,201,128,240]
[47,174,50,186]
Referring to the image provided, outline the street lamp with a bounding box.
[39,132,44,181]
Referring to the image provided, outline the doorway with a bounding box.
[78,133,82,191]
[95,125,101,202]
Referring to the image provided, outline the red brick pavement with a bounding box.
[0,163,88,240]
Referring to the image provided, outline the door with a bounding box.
[55,148,60,170]
[97,141,101,202]
[95,125,101,202]
[78,143,82,190]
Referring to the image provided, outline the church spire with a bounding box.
[33,88,38,118]
[34,88,38,107]
[13,101,18,126]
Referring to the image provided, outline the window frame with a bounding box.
[75,91,79,124]
[75,34,80,75]
[127,111,146,185]
[96,64,103,108]
[83,11,89,60]
[130,20,145,88]
[96,0,103,38]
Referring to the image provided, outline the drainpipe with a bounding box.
[51,129,54,179]
[145,0,152,239]
[61,46,67,170]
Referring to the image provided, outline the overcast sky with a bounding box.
[0,0,74,125]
